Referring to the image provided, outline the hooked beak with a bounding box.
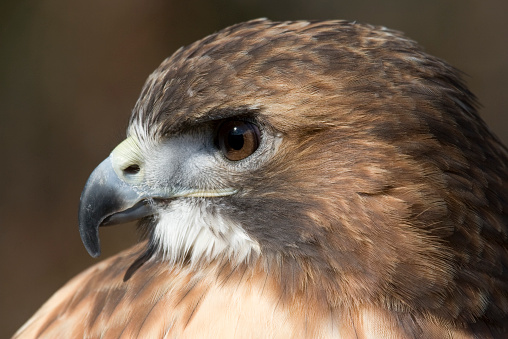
[78,136,238,258]
[78,156,153,257]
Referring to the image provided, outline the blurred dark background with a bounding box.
[1,0,507,336]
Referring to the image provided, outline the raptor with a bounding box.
[15,19,508,338]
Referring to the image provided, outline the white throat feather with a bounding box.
[152,198,260,267]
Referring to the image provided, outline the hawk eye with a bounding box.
[216,120,260,161]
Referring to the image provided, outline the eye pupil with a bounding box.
[217,120,260,161]
[228,127,245,150]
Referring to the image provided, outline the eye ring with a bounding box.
[216,120,261,161]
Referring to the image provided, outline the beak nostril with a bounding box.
[123,164,141,175]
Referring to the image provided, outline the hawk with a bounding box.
[14,19,508,338]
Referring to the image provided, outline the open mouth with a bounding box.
[101,199,154,226]
[100,188,238,227]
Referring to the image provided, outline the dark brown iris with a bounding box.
[217,120,260,161]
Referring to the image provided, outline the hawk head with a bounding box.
[79,19,508,330]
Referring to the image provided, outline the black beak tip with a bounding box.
[86,243,101,258]
[79,224,101,258]
[78,198,103,258]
